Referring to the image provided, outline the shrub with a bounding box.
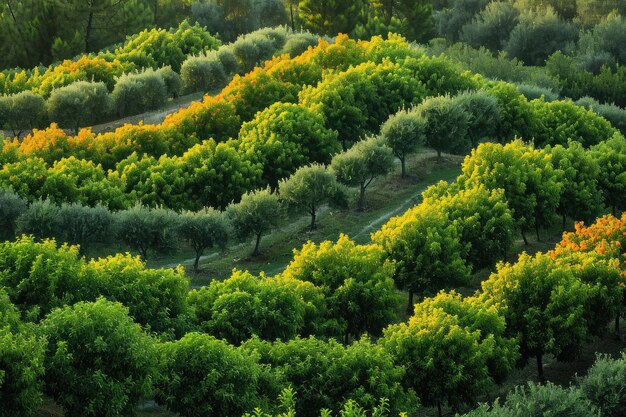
[380,108,424,177]
[40,298,157,417]
[0,189,27,241]
[217,46,240,74]
[579,353,626,417]
[180,53,228,93]
[156,66,182,98]
[16,199,60,239]
[56,203,113,250]
[516,83,560,102]
[282,32,320,57]
[0,91,47,137]
[111,69,168,117]
[155,332,265,417]
[46,81,111,133]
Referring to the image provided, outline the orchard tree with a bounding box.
[46,81,111,133]
[382,296,501,417]
[372,202,471,312]
[278,164,343,230]
[187,270,307,344]
[416,95,470,161]
[590,135,626,215]
[453,90,502,147]
[0,91,47,138]
[422,182,515,270]
[0,289,46,417]
[331,136,394,210]
[480,252,609,381]
[40,298,156,417]
[227,188,282,256]
[238,102,340,188]
[282,234,399,341]
[155,332,263,417]
[113,204,179,260]
[0,189,27,241]
[547,142,603,229]
[178,209,230,272]
[458,140,562,244]
[380,108,424,177]
[56,203,113,252]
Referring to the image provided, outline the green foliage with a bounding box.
[0,288,46,417]
[590,135,626,214]
[242,336,418,417]
[40,298,156,417]
[155,332,265,417]
[239,102,340,188]
[0,91,47,136]
[0,189,27,241]
[55,203,113,250]
[281,32,320,57]
[579,353,626,417]
[460,1,519,52]
[416,95,470,159]
[547,142,603,226]
[372,201,471,311]
[453,90,502,147]
[177,208,230,272]
[331,136,394,209]
[188,270,308,344]
[83,255,189,336]
[282,234,399,340]
[111,69,168,117]
[15,199,59,239]
[180,52,228,93]
[156,66,182,98]
[299,0,364,35]
[382,292,501,411]
[46,81,111,133]
[462,382,599,417]
[458,140,562,242]
[227,188,283,256]
[504,8,578,66]
[113,204,179,260]
[435,0,490,42]
[278,164,342,230]
[380,108,424,177]
[422,182,515,270]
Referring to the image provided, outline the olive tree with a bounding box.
[331,136,394,210]
[0,189,27,241]
[380,108,424,177]
[226,188,282,256]
[46,81,111,133]
[416,95,470,161]
[177,208,230,272]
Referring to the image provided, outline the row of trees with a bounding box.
[2,210,625,417]
[2,35,619,214]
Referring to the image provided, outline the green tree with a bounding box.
[46,81,111,134]
[0,289,46,417]
[0,91,47,138]
[110,69,168,117]
[590,135,626,215]
[458,140,563,244]
[56,203,113,252]
[547,142,603,229]
[15,199,60,240]
[416,95,470,161]
[460,1,520,52]
[227,188,282,256]
[187,270,307,344]
[579,353,626,417]
[372,202,471,312]
[40,298,156,417]
[331,136,394,210]
[0,189,27,241]
[422,182,515,270]
[299,0,364,35]
[177,208,230,272]
[155,332,264,417]
[278,164,342,230]
[239,102,340,188]
[113,204,179,260]
[282,234,399,341]
[380,108,424,177]
[382,294,501,417]
[453,90,502,147]
[480,252,608,380]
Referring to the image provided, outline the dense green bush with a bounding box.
[0,91,47,137]
[111,69,168,117]
[155,332,266,417]
[460,1,519,52]
[46,81,111,133]
[40,298,157,417]
[281,32,320,57]
[180,53,228,93]
[16,199,60,239]
[0,189,27,241]
[156,66,182,98]
[579,353,626,417]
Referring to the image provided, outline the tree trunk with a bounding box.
[406,290,414,314]
[85,11,94,52]
[437,401,442,417]
[401,157,406,178]
[193,251,201,273]
[535,225,541,242]
[437,149,442,164]
[310,208,316,231]
[358,184,366,211]
[536,353,545,382]
[153,0,158,26]
[521,229,529,245]
[139,247,148,261]
[252,233,261,256]
[289,3,295,32]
